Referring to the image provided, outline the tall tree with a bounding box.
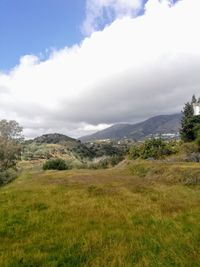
[192,94,197,104]
[0,120,23,172]
[180,95,200,142]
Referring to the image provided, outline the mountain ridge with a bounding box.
[80,113,182,142]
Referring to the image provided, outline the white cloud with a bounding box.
[0,0,200,138]
[82,0,143,35]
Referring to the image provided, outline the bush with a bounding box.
[129,139,179,160]
[87,155,124,169]
[129,144,140,159]
[0,169,17,186]
[43,159,70,170]
[89,158,109,169]
[180,142,199,154]
[110,155,124,166]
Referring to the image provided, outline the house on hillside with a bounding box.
[193,103,200,116]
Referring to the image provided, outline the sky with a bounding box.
[0,0,85,70]
[0,0,200,138]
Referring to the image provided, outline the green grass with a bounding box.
[0,161,200,266]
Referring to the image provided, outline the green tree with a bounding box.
[180,101,195,142]
[193,119,200,149]
[180,95,200,142]
[191,94,197,104]
[0,120,23,172]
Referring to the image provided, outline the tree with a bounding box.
[0,120,23,141]
[192,94,197,104]
[180,101,194,142]
[180,95,200,142]
[0,120,23,172]
[194,123,200,149]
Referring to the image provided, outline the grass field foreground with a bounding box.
[0,160,200,266]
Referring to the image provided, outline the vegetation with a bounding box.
[0,120,23,185]
[33,133,75,144]
[84,142,128,158]
[43,159,70,170]
[22,136,128,163]
[180,94,200,142]
[2,97,200,265]
[0,161,200,266]
[22,140,95,161]
[129,138,178,160]
[86,155,124,170]
[1,103,200,266]
[0,169,18,186]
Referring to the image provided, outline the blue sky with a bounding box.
[0,0,178,71]
[0,0,85,70]
[0,0,158,71]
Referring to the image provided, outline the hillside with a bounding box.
[81,113,182,142]
[22,133,127,162]
[23,133,95,161]
[33,133,76,144]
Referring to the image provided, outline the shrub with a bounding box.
[129,139,179,160]
[179,142,200,162]
[89,158,109,169]
[180,142,199,154]
[141,138,169,159]
[129,144,140,159]
[110,155,124,166]
[43,159,69,170]
[0,169,17,186]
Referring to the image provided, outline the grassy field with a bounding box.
[0,160,200,266]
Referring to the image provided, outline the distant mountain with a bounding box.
[80,114,182,142]
[33,133,76,144]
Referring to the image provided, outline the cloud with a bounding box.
[0,0,200,138]
[82,0,143,35]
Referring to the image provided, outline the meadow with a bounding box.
[0,160,200,267]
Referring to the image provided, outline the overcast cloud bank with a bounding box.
[0,0,200,138]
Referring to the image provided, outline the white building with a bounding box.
[193,103,200,116]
